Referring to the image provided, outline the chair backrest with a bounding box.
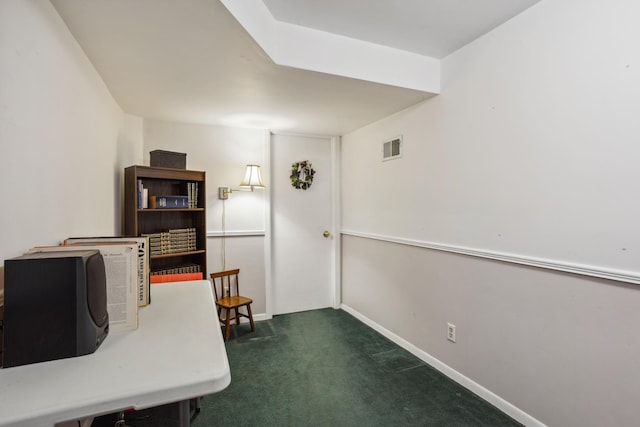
[210,269,241,300]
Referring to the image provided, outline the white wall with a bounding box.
[0,0,143,303]
[143,119,268,315]
[341,0,640,425]
[343,0,639,275]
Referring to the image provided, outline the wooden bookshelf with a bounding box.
[124,165,207,277]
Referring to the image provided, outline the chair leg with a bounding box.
[246,304,255,332]
[235,307,241,325]
[224,308,231,341]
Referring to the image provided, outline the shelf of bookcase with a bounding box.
[137,208,205,213]
[150,250,206,260]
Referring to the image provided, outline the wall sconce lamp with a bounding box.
[218,165,265,200]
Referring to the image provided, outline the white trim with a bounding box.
[253,313,269,322]
[340,304,546,427]
[263,130,273,320]
[207,230,265,237]
[341,230,640,285]
[331,136,342,309]
[229,312,270,324]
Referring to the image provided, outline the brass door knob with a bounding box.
[323,230,330,238]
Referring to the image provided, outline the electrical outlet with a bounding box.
[447,323,456,342]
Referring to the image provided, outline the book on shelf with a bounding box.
[150,195,189,209]
[187,182,199,208]
[64,236,150,307]
[143,227,197,256]
[152,264,201,275]
[28,243,139,332]
[137,180,149,209]
[150,272,203,284]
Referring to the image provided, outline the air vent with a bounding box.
[382,136,402,161]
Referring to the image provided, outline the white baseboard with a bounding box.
[231,313,270,324]
[252,313,270,322]
[340,304,546,427]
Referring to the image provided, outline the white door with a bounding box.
[271,133,335,314]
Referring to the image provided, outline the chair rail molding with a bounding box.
[207,230,266,237]
[341,230,640,285]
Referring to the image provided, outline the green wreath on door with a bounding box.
[290,160,315,190]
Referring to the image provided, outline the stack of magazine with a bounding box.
[28,236,151,333]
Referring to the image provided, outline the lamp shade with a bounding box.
[239,164,264,188]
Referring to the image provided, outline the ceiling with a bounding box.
[262,0,540,59]
[50,0,541,136]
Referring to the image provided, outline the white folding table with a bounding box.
[0,280,231,427]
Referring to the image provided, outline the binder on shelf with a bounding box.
[149,195,189,209]
[137,179,143,209]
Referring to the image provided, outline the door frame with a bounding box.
[264,132,341,319]
[330,135,342,309]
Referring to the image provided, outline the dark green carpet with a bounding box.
[94,309,522,427]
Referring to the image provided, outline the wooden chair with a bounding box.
[210,269,255,340]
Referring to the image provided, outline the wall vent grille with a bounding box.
[382,136,402,161]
